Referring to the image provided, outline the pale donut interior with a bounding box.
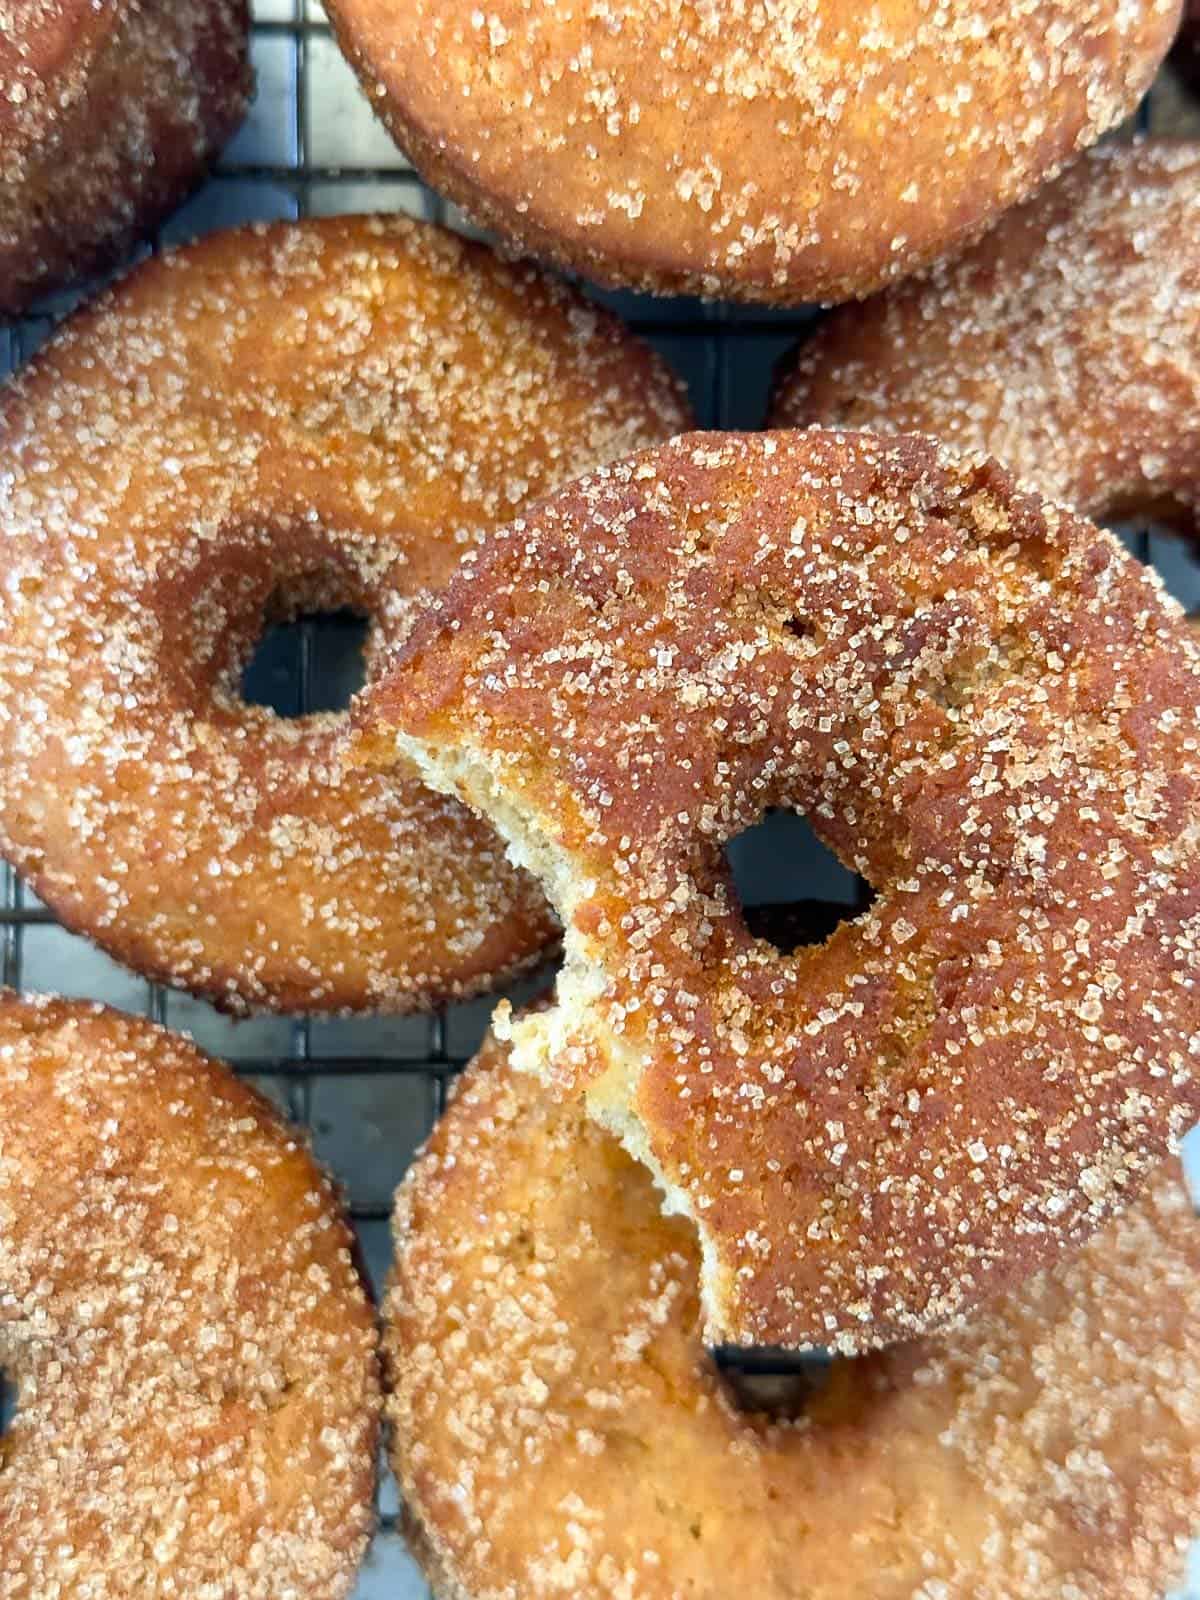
[394,731,736,1327]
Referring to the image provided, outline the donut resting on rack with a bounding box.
[386,1025,1200,1600]
[325,0,1178,304]
[0,215,690,1014]
[0,993,380,1599]
[772,140,1200,537]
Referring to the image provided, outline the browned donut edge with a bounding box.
[764,139,1200,540]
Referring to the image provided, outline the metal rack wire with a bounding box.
[4,6,1200,1597]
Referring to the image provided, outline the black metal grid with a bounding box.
[3,7,1200,1596]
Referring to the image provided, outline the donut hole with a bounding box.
[725,812,870,951]
[1103,499,1200,548]
[241,604,371,719]
[781,615,814,643]
[1105,513,1200,623]
[0,1368,15,1446]
[161,545,393,730]
[714,1345,833,1420]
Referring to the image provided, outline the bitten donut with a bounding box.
[324,0,1177,305]
[772,140,1200,532]
[0,0,251,318]
[0,994,379,1598]
[386,1029,1200,1600]
[0,216,690,1015]
[359,429,1200,1353]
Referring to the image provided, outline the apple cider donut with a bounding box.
[772,140,1200,532]
[0,215,690,1015]
[324,0,1178,305]
[386,1029,1200,1600]
[0,993,379,1599]
[0,0,251,317]
[359,429,1200,1353]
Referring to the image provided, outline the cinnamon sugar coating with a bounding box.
[0,993,380,1599]
[360,429,1200,1352]
[0,216,690,1015]
[773,140,1200,532]
[0,0,251,318]
[387,1030,1200,1600]
[325,0,1177,305]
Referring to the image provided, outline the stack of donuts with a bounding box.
[3,4,1200,1598]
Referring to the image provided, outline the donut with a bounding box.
[0,993,379,1597]
[356,428,1200,1353]
[771,140,1200,535]
[323,0,1178,305]
[386,1026,1200,1600]
[0,0,251,318]
[0,216,690,1016]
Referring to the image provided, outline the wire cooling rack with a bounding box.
[4,7,1200,1597]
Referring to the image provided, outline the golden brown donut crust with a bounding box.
[387,1030,1200,1600]
[772,140,1200,530]
[0,993,380,1599]
[0,0,251,318]
[324,0,1178,305]
[360,429,1200,1353]
[0,216,690,1015]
